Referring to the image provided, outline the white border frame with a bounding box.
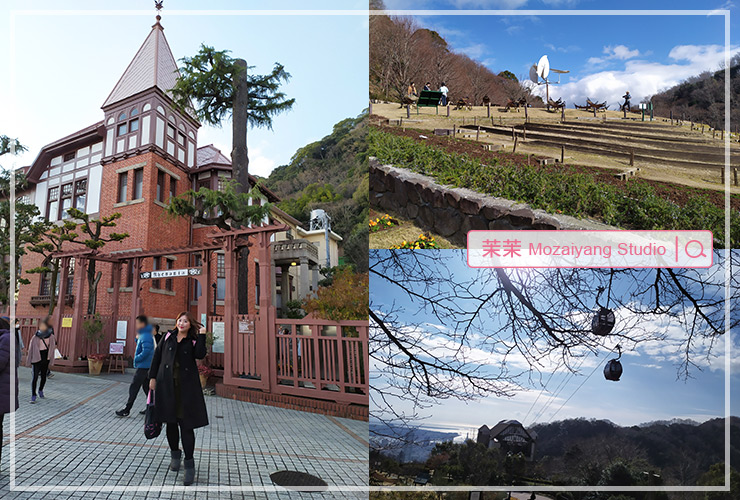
[6,7,731,495]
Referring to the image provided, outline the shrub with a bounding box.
[303,267,368,321]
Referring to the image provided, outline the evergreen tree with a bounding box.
[170,44,294,313]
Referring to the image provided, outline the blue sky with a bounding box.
[381,0,738,109]
[370,250,738,436]
[0,0,368,176]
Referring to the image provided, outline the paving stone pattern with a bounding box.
[1,368,368,499]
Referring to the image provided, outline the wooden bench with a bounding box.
[416,90,443,114]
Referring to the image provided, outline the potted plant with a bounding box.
[82,314,106,375]
[198,364,213,388]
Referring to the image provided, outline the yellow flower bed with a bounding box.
[390,233,439,249]
[369,213,399,232]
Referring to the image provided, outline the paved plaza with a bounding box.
[1,367,368,499]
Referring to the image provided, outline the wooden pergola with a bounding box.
[49,223,287,369]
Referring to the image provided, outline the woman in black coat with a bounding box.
[148,311,208,486]
[0,317,19,467]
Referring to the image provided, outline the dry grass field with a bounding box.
[371,101,740,194]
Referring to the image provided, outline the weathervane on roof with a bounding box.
[155,1,164,22]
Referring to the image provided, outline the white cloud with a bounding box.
[588,44,641,65]
[505,25,523,35]
[708,1,734,16]
[247,145,278,178]
[533,44,740,108]
[545,43,581,54]
[457,43,487,60]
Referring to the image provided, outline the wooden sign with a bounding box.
[61,317,73,328]
[109,342,125,355]
[238,319,254,334]
[139,267,202,280]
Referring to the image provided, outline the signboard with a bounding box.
[139,267,202,280]
[109,342,125,355]
[211,321,225,353]
[61,317,73,328]
[238,319,254,334]
[116,320,128,340]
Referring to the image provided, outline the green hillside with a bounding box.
[651,54,740,129]
[266,112,369,271]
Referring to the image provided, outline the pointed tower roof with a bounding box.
[102,18,180,109]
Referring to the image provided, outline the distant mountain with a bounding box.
[637,418,701,428]
[372,417,739,487]
[265,112,368,271]
[650,54,740,129]
[530,417,739,486]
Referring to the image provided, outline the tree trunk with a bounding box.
[232,58,251,314]
[48,259,60,315]
[86,261,101,315]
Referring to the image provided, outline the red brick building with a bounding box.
[16,17,341,334]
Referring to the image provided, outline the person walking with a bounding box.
[26,317,55,403]
[149,312,209,486]
[0,317,19,467]
[153,324,162,345]
[439,82,449,106]
[115,315,155,417]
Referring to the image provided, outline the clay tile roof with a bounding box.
[102,21,181,109]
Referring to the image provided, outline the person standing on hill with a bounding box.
[115,315,154,417]
[439,82,449,106]
[622,91,631,117]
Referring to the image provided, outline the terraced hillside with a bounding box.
[460,119,738,184]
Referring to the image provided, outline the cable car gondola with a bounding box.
[591,307,616,336]
[604,345,623,381]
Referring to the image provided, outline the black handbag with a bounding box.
[144,390,162,439]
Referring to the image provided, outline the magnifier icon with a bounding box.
[684,240,707,259]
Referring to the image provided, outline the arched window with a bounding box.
[118,112,126,121]
[130,108,139,117]
[143,103,152,112]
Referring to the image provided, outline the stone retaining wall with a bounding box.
[370,157,608,246]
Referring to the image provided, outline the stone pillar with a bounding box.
[311,264,319,294]
[270,260,277,309]
[299,256,309,300]
[277,264,287,306]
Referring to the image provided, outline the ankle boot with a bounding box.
[169,449,182,471]
[183,458,195,486]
